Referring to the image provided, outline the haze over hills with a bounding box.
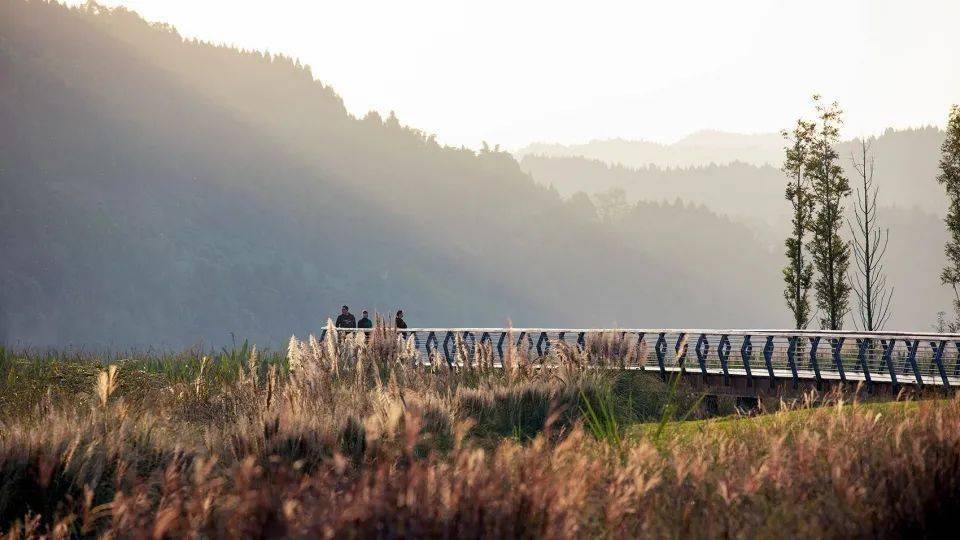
[0,0,800,347]
[515,127,943,172]
[518,126,946,246]
[520,127,945,227]
[516,131,786,169]
[519,127,951,333]
[0,1,953,347]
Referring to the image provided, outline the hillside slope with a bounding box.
[0,1,791,346]
[520,140,953,330]
[520,127,944,225]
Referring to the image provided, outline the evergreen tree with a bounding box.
[938,105,960,322]
[806,96,851,330]
[781,118,816,328]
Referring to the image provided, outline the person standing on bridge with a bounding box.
[395,310,407,329]
[335,305,356,328]
[358,310,373,329]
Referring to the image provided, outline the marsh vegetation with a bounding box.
[1,326,957,537]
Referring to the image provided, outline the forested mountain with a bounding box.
[0,0,800,346]
[520,157,790,231]
[520,127,945,228]
[520,128,952,332]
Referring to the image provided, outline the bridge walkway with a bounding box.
[320,328,960,390]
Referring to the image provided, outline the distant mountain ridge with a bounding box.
[516,127,942,171]
[516,131,786,168]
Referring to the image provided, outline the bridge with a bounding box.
[324,327,960,396]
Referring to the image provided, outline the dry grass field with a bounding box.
[1,323,958,538]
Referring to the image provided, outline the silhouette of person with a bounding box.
[395,310,407,329]
[335,305,356,328]
[358,310,373,329]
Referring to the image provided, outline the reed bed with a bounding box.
[0,323,957,538]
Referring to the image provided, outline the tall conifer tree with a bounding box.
[938,105,960,322]
[806,96,851,330]
[781,119,816,328]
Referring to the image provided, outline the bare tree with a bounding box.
[847,139,893,330]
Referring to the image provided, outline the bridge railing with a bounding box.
[319,328,960,388]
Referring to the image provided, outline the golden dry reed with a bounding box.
[0,323,957,538]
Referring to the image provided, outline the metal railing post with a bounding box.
[763,335,775,380]
[536,332,548,357]
[856,338,872,385]
[654,332,668,381]
[931,340,950,388]
[808,336,822,390]
[786,336,800,389]
[695,334,710,380]
[830,337,846,383]
[881,339,899,390]
[740,334,754,386]
[717,334,731,386]
[905,339,923,387]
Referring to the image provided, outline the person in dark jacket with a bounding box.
[335,305,356,328]
[395,310,407,329]
[357,310,373,329]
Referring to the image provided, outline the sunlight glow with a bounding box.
[67,0,960,148]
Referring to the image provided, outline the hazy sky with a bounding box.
[73,0,959,149]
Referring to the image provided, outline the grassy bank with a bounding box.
[1,326,958,537]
